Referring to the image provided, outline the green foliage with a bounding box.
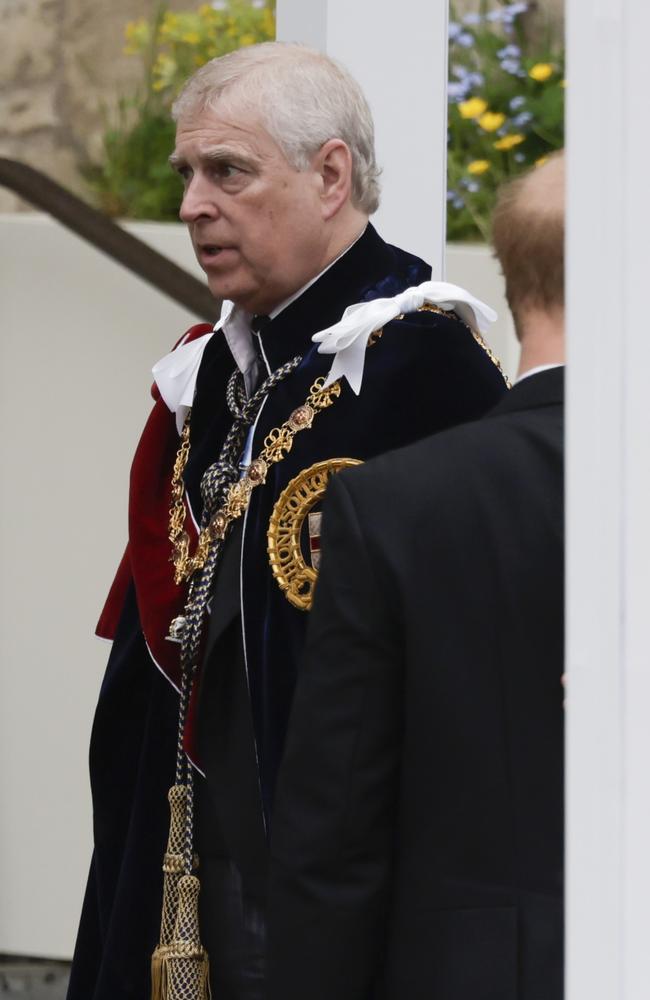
[86,1,275,220]
[447,1,564,242]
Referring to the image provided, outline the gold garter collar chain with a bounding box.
[168,376,342,586]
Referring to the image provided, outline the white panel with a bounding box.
[566,0,650,998]
[277,0,448,277]
[275,0,327,48]
[0,215,204,959]
[620,2,650,994]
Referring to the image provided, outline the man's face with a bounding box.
[172,105,327,314]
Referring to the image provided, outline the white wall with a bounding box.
[0,215,206,959]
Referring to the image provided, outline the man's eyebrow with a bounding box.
[202,145,255,167]
[168,152,186,171]
[168,146,255,171]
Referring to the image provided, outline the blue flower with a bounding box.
[448,21,462,41]
[452,196,466,210]
[487,9,504,21]
[446,190,457,202]
[456,32,474,48]
[513,111,533,127]
[452,64,470,80]
[506,2,529,15]
[467,71,485,88]
[498,44,521,59]
[463,12,482,25]
[448,81,469,102]
[510,95,526,110]
[500,59,521,75]
[514,153,526,163]
[466,181,480,193]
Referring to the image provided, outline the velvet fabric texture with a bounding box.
[68,224,507,1000]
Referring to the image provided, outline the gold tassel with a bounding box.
[151,785,188,1000]
[155,874,211,1000]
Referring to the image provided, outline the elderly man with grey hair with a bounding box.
[68,41,506,1000]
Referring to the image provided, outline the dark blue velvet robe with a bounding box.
[67,225,507,999]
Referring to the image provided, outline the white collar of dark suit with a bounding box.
[515,362,565,386]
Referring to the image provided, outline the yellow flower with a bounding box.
[467,160,490,175]
[152,53,178,91]
[123,18,149,53]
[478,112,506,132]
[535,156,549,167]
[458,98,488,120]
[182,31,201,44]
[494,133,525,151]
[529,63,554,82]
[239,33,256,47]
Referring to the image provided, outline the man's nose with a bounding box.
[179,175,218,223]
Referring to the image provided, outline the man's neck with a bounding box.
[269,222,367,320]
[515,307,565,381]
[257,207,367,317]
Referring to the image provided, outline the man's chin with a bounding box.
[206,275,238,304]
[205,277,265,313]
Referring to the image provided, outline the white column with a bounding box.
[276,0,449,277]
[566,1,650,998]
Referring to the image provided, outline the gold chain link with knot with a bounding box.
[168,376,342,585]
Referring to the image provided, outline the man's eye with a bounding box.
[177,166,193,183]
[215,163,241,179]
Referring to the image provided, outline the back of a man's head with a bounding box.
[172,41,380,215]
[492,152,565,335]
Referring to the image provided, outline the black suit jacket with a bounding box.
[267,367,564,1000]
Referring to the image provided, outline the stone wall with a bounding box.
[0,0,196,212]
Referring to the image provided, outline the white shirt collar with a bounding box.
[514,362,564,385]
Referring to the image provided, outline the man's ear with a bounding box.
[313,139,354,220]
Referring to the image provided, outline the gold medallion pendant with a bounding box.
[267,458,362,610]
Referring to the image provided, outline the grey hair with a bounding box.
[171,41,381,215]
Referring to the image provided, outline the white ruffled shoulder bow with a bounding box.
[313,280,497,394]
[152,281,496,430]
